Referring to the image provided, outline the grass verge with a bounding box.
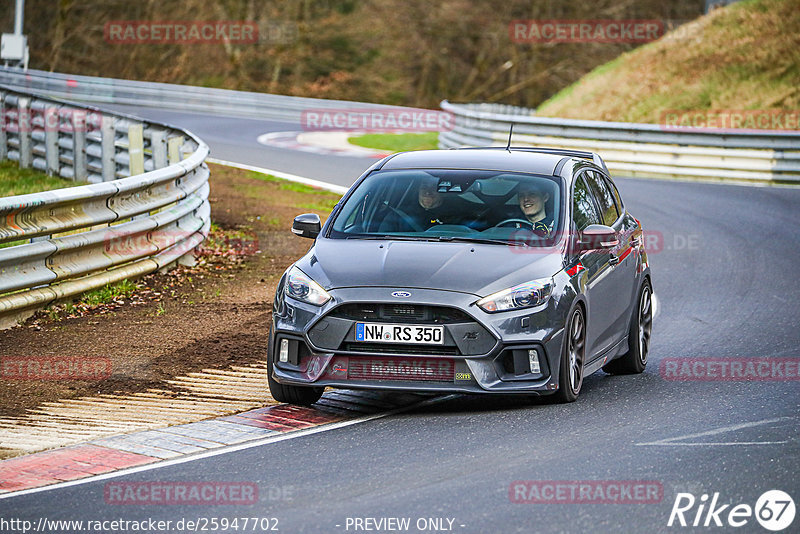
[0,160,87,197]
[348,132,439,152]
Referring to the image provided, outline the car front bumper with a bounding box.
[271,287,568,395]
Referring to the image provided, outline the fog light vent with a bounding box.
[279,339,289,362]
[528,349,541,374]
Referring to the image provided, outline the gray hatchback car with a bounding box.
[268,147,653,404]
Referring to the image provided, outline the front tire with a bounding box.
[552,305,586,403]
[267,327,324,406]
[603,280,652,375]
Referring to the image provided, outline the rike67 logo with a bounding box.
[668,490,795,531]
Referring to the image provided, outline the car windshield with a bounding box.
[329,169,562,246]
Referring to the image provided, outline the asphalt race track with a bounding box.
[2,105,798,534]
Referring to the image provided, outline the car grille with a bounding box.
[341,342,459,356]
[330,303,471,324]
[347,357,454,382]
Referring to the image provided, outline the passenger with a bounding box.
[517,183,554,237]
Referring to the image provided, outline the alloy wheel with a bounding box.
[638,285,653,365]
[568,309,585,394]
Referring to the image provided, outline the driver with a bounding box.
[378,177,461,232]
[416,180,449,227]
[516,182,553,237]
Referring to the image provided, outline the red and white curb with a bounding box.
[0,390,439,497]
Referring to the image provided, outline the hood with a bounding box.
[295,237,564,297]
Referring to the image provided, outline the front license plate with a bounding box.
[355,323,444,345]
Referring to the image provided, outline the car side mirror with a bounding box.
[291,213,321,239]
[576,224,618,252]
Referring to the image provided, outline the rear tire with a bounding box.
[552,305,586,403]
[603,280,652,375]
[267,327,324,406]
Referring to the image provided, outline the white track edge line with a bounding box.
[635,416,794,446]
[0,395,457,501]
[207,157,349,194]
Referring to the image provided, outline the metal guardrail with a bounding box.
[0,84,210,329]
[439,101,800,183]
[0,67,395,122]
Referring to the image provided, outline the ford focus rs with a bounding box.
[268,147,652,404]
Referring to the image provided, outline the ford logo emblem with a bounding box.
[391,291,411,298]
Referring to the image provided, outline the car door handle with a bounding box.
[608,254,620,266]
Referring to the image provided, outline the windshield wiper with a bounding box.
[344,235,532,247]
[346,235,433,241]
[435,236,531,247]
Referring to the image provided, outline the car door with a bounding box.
[570,172,616,361]
[583,170,632,351]
[599,171,639,332]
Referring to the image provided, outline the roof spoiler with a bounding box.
[453,146,610,174]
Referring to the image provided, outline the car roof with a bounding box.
[379,149,566,176]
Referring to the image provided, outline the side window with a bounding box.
[585,171,619,226]
[572,174,601,231]
[604,175,624,215]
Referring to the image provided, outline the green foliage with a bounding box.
[82,279,139,307]
[247,172,332,195]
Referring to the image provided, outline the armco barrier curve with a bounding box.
[0,84,210,329]
[0,67,397,122]
[439,101,800,184]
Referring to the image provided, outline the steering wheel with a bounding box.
[383,202,424,232]
[493,218,534,229]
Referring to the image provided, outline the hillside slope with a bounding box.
[536,0,800,123]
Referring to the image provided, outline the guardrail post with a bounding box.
[151,130,167,169]
[127,123,144,176]
[72,108,88,181]
[167,135,184,164]
[17,96,31,168]
[44,105,59,175]
[101,115,116,181]
[0,91,7,160]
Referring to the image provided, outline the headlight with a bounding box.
[476,278,553,313]
[284,266,331,306]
